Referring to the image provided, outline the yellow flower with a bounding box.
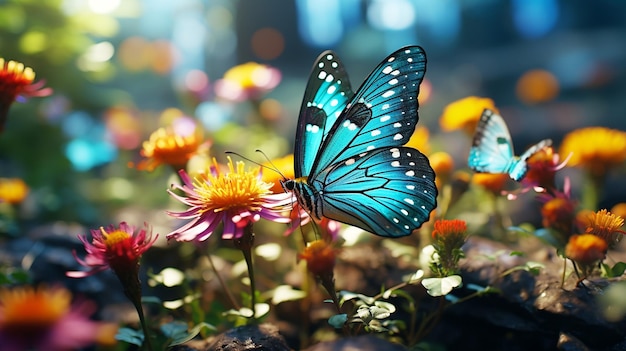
[404,126,430,155]
[215,62,281,101]
[132,119,204,172]
[429,151,454,186]
[584,209,625,248]
[439,97,499,135]
[261,154,295,193]
[559,127,626,177]
[610,203,626,220]
[0,178,29,204]
[565,233,607,266]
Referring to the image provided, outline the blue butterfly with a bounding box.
[282,46,437,238]
[468,109,552,181]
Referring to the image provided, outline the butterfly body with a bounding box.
[284,46,437,238]
[468,109,552,181]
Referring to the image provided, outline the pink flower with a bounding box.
[67,222,157,278]
[167,157,292,241]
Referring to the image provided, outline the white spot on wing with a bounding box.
[393,133,403,141]
[318,71,327,80]
[325,74,334,82]
[371,130,381,137]
[380,116,391,122]
[327,85,337,94]
[382,90,395,98]
[391,161,400,167]
[404,198,414,205]
[405,170,415,177]
[345,158,355,166]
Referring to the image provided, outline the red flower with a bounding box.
[0,58,52,132]
[67,222,157,278]
[298,240,338,277]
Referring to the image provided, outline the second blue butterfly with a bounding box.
[283,46,437,238]
[468,109,552,181]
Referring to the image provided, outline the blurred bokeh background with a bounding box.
[1,0,625,229]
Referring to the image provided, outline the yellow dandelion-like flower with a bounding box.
[559,127,626,177]
[440,96,499,135]
[132,120,204,172]
[585,209,626,248]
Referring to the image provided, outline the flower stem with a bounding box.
[118,270,153,351]
[235,223,257,322]
[582,171,604,210]
[206,253,240,310]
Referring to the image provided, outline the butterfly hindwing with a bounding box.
[309,147,436,237]
[468,109,552,181]
[308,46,427,178]
[295,50,354,178]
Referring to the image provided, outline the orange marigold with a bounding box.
[559,127,626,177]
[439,96,499,135]
[298,240,338,277]
[471,173,509,194]
[565,233,607,266]
[584,209,626,248]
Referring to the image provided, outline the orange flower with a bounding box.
[404,126,430,155]
[0,178,29,204]
[132,117,204,172]
[0,285,117,351]
[559,127,626,177]
[471,173,509,194]
[0,58,52,132]
[261,154,295,194]
[439,97,499,135]
[610,203,626,219]
[584,209,626,248]
[565,233,607,266]
[299,240,338,277]
[541,197,576,239]
[430,219,468,277]
[429,151,454,185]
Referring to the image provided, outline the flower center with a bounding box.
[102,228,132,247]
[195,159,272,213]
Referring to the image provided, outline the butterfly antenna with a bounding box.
[224,151,282,176]
[254,149,288,181]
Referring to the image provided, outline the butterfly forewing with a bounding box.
[309,147,436,237]
[309,46,427,178]
[468,109,516,174]
[295,51,354,178]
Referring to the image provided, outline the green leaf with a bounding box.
[160,321,188,338]
[509,251,525,257]
[267,285,306,305]
[611,262,626,277]
[422,275,462,297]
[169,322,216,346]
[328,314,348,329]
[116,327,144,346]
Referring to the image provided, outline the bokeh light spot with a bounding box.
[88,0,121,14]
[19,31,47,54]
[251,27,284,60]
[368,0,416,31]
[516,69,559,104]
